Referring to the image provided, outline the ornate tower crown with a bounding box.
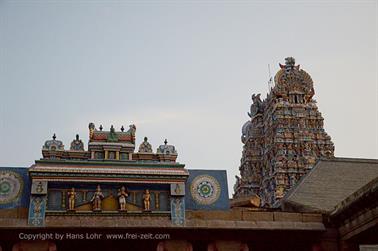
[234,57,334,207]
[274,57,315,104]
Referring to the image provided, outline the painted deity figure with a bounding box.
[68,187,76,211]
[117,186,128,211]
[33,197,42,214]
[143,189,151,211]
[91,185,104,211]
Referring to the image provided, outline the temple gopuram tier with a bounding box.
[233,57,335,207]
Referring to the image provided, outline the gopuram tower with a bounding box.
[233,57,334,207]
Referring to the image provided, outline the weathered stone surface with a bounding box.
[242,211,273,221]
[273,212,303,222]
[0,210,325,231]
[187,210,241,221]
[302,213,323,222]
[0,208,27,218]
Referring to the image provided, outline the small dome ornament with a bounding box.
[138,137,153,153]
[157,139,177,155]
[70,134,84,151]
[42,133,64,151]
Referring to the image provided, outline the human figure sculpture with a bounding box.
[68,187,76,211]
[138,137,153,153]
[91,185,104,211]
[143,189,151,211]
[70,134,84,151]
[117,186,128,211]
[248,93,263,118]
[108,125,118,142]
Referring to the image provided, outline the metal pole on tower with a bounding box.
[268,64,273,90]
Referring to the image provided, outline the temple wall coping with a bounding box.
[0,209,324,230]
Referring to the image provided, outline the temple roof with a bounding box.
[281,158,378,213]
[89,123,136,144]
[330,176,378,218]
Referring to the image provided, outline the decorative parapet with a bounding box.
[41,123,179,163]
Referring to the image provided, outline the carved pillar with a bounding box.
[104,150,109,160]
[311,244,323,251]
[157,241,193,251]
[155,192,160,210]
[116,151,120,160]
[170,183,185,225]
[48,242,57,251]
[240,243,249,251]
[207,243,217,251]
[28,180,48,227]
[132,191,136,204]
[61,190,65,208]
[83,190,87,201]
[156,242,165,251]
[208,241,249,251]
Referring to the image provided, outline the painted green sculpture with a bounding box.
[107,125,118,142]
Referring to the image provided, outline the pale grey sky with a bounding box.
[0,0,377,196]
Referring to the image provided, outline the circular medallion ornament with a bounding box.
[190,175,221,205]
[0,171,23,205]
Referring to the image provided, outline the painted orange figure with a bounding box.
[68,187,76,211]
[143,189,151,211]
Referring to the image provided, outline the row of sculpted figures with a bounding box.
[67,185,152,212]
